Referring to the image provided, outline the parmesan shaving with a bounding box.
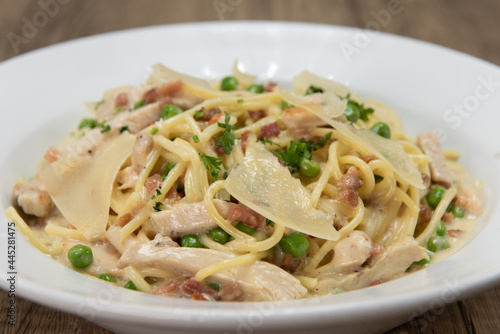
[39,133,136,241]
[232,60,257,86]
[225,143,339,241]
[292,70,352,99]
[277,86,346,119]
[145,63,214,91]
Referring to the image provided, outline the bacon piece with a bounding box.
[241,130,252,154]
[335,166,360,207]
[264,81,277,92]
[44,147,61,163]
[115,92,129,108]
[248,109,268,120]
[143,88,158,104]
[114,199,147,226]
[180,278,220,300]
[418,204,432,226]
[441,212,453,223]
[208,112,224,125]
[195,107,221,122]
[143,80,183,105]
[151,281,180,297]
[280,253,301,273]
[259,122,280,139]
[145,174,163,194]
[157,80,182,97]
[227,205,266,229]
[448,229,462,238]
[163,186,182,205]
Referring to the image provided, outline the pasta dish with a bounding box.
[5,64,483,301]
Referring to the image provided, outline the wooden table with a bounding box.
[1,0,499,333]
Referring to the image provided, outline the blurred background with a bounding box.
[1,0,499,333]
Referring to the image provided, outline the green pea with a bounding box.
[208,227,229,244]
[160,104,183,120]
[344,104,360,123]
[299,158,321,178]
[426,235,450,253]
[67,244,93,269]
[426,186,446,210]
[220,76,239,91]
[436,221,446,237]
[449,204,465,218]
[180,234,204,248]
[246,84,264,94]
[370,122,391,139]
[124,280,138,290]
[280,232,309,258]
[98,273,116,283]
[235,222,256,236]
[415,253,432,266]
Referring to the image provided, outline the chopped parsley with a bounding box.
[193,109,204,119]
[78,118,98,130]
[343,94,374,123]
[162,162,176,181]
[98,121,111,133]
[193,135,200,143]
[215,111,236,155]
[281,100,294,110]
[153,202,163,211]
[305,85,324,95]
[199,153,224,180]
[133,99,145,110]
[237,99,244,104]
[150,127,159,135]
[120,126,129,133]
[266,219,275,227]
[262,132,331,174]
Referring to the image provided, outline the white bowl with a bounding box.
[1,22,500,334]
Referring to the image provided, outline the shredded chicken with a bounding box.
[150,200,234,238]
[417,133,452,185]
[12,176,54,217]
[117,133,154,189]
[315,237,427,293]
[117,237,308,301]
[332,231,372,273]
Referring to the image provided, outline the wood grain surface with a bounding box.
[1,0,499,333]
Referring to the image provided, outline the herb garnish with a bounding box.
[262,132,331,174]
[199,153,224,180]
[215,111,236,155]
[78,118,98,130]
[305,85,324,95]
[343,94,374,123]
[133,99,145,110]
